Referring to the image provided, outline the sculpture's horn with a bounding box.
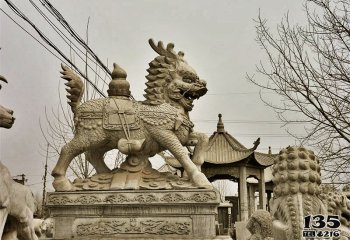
[148,39,183,60]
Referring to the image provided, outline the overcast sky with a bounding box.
[0,0,308,194]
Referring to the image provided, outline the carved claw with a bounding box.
[191,171,212,189]
[52,177,79,192]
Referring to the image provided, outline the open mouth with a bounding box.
[180,87,207,101]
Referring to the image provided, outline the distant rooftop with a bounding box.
[203,114,277,167]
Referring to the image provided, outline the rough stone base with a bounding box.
[234,221,250,240]
[46,189,220,239]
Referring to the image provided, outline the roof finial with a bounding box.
[268,146,272,155]
[217,113,225,133]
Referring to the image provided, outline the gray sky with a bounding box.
[0,0,307,194]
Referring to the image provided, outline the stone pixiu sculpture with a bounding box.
[51,39,211,191]
[0,77,38,240]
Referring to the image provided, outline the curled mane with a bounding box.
[144,56,174,105]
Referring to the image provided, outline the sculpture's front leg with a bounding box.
[187,131,209,171]
[150,128,212,189]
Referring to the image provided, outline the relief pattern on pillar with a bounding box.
[75,218,192,236]
[47,191,219,205]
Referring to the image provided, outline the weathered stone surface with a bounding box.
[0,76,15,129]
[70,168,200,190]
[256,146,350,240]
[0,77,38,240]
[246,210,273,240]
[73,217,192,236]
[47,189,220,239]
[234,221,251,240]
[51,39,211,191]
[0,162,38,240]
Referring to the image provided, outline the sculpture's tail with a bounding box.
[60,64,84,115]
[0,75,7,88]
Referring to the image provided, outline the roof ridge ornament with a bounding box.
[217,113,225,133]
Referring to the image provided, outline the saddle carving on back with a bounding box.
[103,98,140,130]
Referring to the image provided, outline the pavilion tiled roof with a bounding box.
[203,114,277,167]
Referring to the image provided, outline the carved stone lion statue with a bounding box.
[0,76,15,129]
[247,146,350,240]
[319,185,350,238]
[270,146,327,239]
[0,77,38,240]
[246,210,273,240]
[0,162,38,240]
[252,146,350,240]
[51,39,211,191]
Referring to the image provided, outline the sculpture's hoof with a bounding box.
[191,171,213,189]
[53,177,78,191]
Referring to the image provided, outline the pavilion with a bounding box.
[201,114,277,221]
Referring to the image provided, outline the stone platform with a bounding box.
[46,189,220,239]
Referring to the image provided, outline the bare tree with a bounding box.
[212,180,229,202]
[39,18,125,179]
[248,0,350,184]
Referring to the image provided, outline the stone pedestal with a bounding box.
[46,189,220,239]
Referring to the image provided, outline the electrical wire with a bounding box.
[28,0,110,86]
[3,0,106,97]
[39,0,111,76]
[0,8,69,66]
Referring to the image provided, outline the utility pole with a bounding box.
[13,174,27,185]
[42,143,49,217]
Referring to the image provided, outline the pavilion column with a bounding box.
[239,166,248,221]
[266,190,272,211]
[248,183,255,217]
[258,168,266,210]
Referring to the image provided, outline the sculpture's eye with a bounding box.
[181,71,198,83]
[183,77,193,83]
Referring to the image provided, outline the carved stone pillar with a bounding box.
[239,166,248,221]
[258,168,266,210]
[247,183,255,217]
[266,190,272,211]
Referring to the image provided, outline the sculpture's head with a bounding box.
[272,146,322,197]
[246,210,273,238]
[144,39,207,111]
[0,76,15,129]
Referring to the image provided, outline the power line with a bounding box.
[203,132,299,137]
[39,0,111,76]
[0,8,68,65]
[206,91,274,95]
[27,0,110,86]
[3,0,106,97]
[193,119,307,124]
